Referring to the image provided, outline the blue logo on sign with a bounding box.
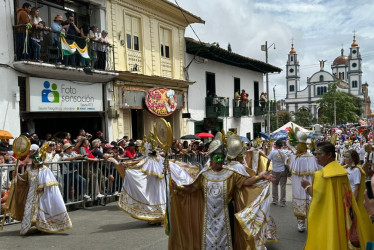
[41,81,59,103]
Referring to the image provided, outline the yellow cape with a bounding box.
[304,161,368,250]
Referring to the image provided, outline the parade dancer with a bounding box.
[169,132,275,250]
[20,150,72,235]
[287,129,320,232]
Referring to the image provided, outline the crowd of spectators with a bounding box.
[15,3,111,69]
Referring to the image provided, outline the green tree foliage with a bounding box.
[228,43,232,52]
[269,111,291,131]
[316,83,359,125]
[293,108,316,127]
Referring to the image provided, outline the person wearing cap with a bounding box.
[287,130,320,232]
[170,132,275,249]
[51,14,68,63]
[62,143,90,201]
[19,149,72,235]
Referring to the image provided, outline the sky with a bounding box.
[173,0,374,108]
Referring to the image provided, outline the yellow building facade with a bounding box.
[106,0,204,140]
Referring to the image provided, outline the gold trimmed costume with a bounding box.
[20,165,72,235]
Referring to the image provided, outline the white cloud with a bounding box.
[173,0,374,109]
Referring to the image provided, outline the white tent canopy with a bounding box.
[272,122,310,134]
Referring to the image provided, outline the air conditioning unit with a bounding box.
[107,107,119,119]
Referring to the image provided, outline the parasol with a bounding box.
[0,130,13,140]
[240,136,250,143]
[271,130,288,141]
[195,132,214,139]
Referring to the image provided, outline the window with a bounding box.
[342,72,344,80]
[289,68,294,73]
[319,75,324,82]
[291,56,293,62]
[206,72,216,97]
[352,80,358,88]
[254,81,259,106]
[234,78,240,97]
[289,85,295,92]
[125,14,140,51]
[352,63,357,68]
[317,86,327,95]
[160,27,171,58]
[352,50,357,54]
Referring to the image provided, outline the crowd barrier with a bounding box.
[0,153,210,226]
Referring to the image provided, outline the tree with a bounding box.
[228,43,232,52]
[269,111,291,132]
[316,83,359,125]
[293,108,316,127]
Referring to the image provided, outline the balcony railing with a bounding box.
[206,97,229,118]
[233,99,252,117]
[253,100,276,116]
[13,25,115,71]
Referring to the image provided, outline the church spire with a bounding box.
[351,30,358,47]
[289,42,296,55]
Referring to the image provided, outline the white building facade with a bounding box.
[185,38,282,139]
[285,35,367,119]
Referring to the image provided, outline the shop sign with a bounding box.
[145,87,177,116]
[28,77,103,112]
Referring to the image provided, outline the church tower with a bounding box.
[348,33,362,95]
[286,43,300,99]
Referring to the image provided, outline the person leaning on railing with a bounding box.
[61,143,89,201]
[16,3,32,60]
[51,15,68,63]
[96,30,110,70]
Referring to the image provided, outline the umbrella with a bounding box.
[195,132,214,138]
[240,136,250,143]
[0,130,13,140]
[259,132,270,140]
[271,130,288,141]
[180,134,201,140]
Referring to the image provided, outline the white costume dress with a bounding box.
[20,165,72,235]
[116,156,195,222]
[289,152,320,225]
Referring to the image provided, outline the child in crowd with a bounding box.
[31,20,46,61]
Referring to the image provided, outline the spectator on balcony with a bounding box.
[234,89,240,107]
[62,13,80,66]
[30,7,42,26]
[78,23,90,67]
[96,30,110,70]
[260,92,267,111]
[30,21,46,62]
[89,26,99,68]
[51,15,67,63]
[240,89,248,105]
[16,3,32,60]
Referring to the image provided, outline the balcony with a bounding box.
[233,99,252,117]
[253,100,276,116]
[12,25,117,82]
[206,97,229,118]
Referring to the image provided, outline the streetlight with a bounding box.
[261,41,276,133]
[273,84,278,129]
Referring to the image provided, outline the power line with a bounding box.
[174,0,202,43]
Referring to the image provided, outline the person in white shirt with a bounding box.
[44,141,63,192]
[358,144,366,165]
[266,139,288,207]
[343,149,362,199]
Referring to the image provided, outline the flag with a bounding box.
[61,37,90,59]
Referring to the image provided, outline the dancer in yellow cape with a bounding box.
[302,141,371,249]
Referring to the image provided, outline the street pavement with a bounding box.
[1,180,306,250]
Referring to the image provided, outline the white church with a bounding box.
[284,35,369,119]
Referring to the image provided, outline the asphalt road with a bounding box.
[1,180,306,250]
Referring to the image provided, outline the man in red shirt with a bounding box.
[124,141,137,159]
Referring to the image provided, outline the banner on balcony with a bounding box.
[61,37,90,59]
[145,87,178,116]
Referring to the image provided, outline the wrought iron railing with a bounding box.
[13,25,115,71]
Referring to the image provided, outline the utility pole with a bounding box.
[262,41,275,133]
[273,85,278,129]
[334,100,336,127]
